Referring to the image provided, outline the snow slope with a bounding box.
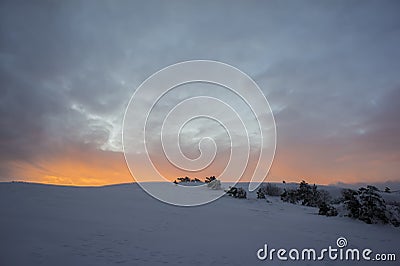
[0,182,399,265]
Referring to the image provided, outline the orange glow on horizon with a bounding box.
[5,144,399,187]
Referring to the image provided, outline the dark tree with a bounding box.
[281,189,299,204]
[226,186,246,199]
[358,186,388,224]
[257,187,266,199]
[319,202,338,216]
[205,176,216,183]
[342,188,361,219]
[280,181,331,208]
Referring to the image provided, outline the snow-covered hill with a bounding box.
[0,182,398,265]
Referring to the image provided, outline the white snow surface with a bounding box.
[0,182,399,265]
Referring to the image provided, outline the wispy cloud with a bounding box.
[1,0,399,184]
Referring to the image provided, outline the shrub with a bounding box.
[226,186,247,199]
[237,188,247,199]
[174,176,203,184]
[318,202,338,216]
[281,189,299,204]
[205,176,216,183]
[298,181,323,207]
[257,187,266,199]
[386,204,400,227]
[266,183,283,196]
[358,186,388,224]
[280,181,329,207]
[339,186,399,225]
[176,176,191,183]
[257,183,282,198]
[341,189,361,219]
[207,179,221,190]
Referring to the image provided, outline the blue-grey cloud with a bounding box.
[0,0,399,183]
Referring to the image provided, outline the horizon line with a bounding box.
[3,180,400,189]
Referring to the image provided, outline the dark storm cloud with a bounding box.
[0,0,399,182]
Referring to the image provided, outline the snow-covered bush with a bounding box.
[207,179,221,190]
[318,202,338,216]
[257,187,266,199]
[280,181,329,207]
[266,183,282,196]
[339,186,400,226]
[174,176,203,184]
[341,188,361,219]
[280,189,299,204]
[177,176,191,183]
[226,186,247,199]
[205,176,216,183]
[358,186,388,224]
[386,203,400,227]
[236,188,247,199]
[257,183,282,198]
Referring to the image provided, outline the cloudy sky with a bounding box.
[0,0,399,186]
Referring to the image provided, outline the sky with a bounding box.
[0,0,399,186]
